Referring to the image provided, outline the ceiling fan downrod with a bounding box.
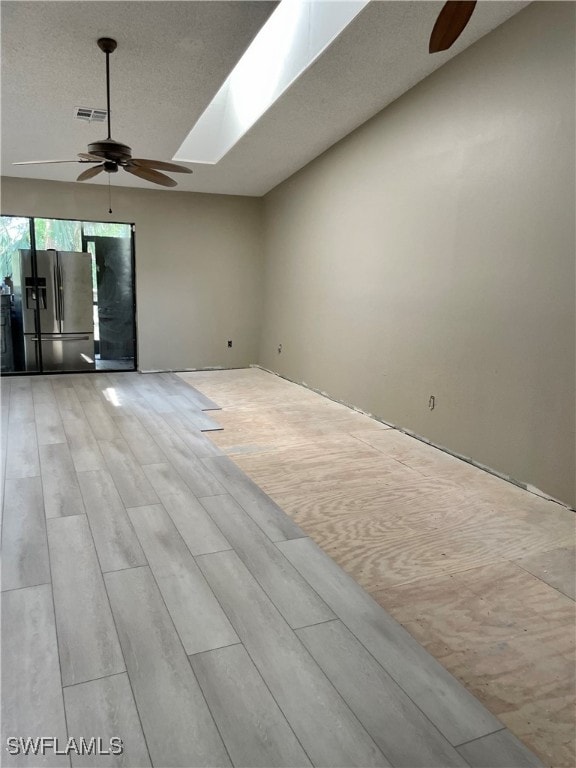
[89,38,132,163]
[97,37,116,141]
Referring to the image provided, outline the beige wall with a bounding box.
[1,177,264,372]
[259,3,576,506]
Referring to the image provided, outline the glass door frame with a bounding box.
[0,213,138,376]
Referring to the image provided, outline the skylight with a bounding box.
[174,0,369,165]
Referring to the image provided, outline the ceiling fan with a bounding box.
[13,38,193,188]
[429,1,477,54]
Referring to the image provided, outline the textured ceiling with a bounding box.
[1,1,528,196]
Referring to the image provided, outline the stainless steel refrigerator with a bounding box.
[17,249,95,371]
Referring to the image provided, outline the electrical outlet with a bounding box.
[277,343,282,354]
[227,340,233,348]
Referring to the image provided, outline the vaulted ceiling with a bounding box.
[1,1,528,196]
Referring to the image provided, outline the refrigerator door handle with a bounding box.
[53,263,61,324]
[53,264,58,320]
[58,262,64,322]
[32,334,91,342]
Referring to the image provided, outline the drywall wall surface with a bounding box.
[259,2,576,506]
[2,177,264,371]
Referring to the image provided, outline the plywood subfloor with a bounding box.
[178,367,576,768]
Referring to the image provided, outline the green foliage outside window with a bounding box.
[34,218,82,251]
[83,221,130,238]
[0,216,30,279]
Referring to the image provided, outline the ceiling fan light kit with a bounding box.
[14,37,193,188]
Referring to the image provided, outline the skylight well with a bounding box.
[174,0,369,165]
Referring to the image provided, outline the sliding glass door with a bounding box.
[82,223,134,370]
[0,215,136,374]
[0,216,30,373]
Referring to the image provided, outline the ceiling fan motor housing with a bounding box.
[88,138,132,162]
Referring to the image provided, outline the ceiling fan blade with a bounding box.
[13,159,87,165]
[130,158,193,174]
[77,164,105,182]
[124,165,177,187]
[429,1,477,53]
[78,152,105,162]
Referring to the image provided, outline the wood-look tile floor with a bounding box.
[177,367,576,768]
[0,370,566,768]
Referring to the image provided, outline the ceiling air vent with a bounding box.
[74,106,107,123]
